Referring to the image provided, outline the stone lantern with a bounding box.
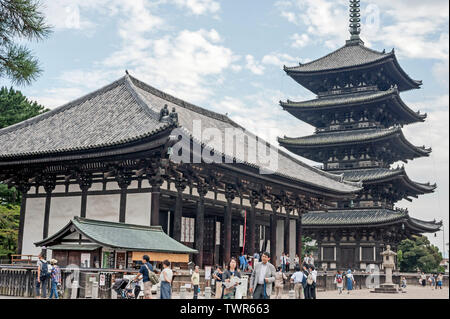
[372,245,399,294]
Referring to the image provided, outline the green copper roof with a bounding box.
[35,217,198,254]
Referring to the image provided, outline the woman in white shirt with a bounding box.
[160,260,173,299]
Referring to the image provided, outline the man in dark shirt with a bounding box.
[134,255,153,299]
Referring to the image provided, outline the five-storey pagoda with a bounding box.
[278,0,442,270]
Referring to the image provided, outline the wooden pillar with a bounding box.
[224,186,235,265]
[284,208,291,255]
[77,172,92,218]
[17,183,31,255]
[116,170,132,223]
[270,196,281,266]
[296,214,303,260]
[42,176,56,258]
[150,184,160,226]
[249,203,257,257]
[355,232,361,270]
[195,184,208,267]
[173,179,186,242]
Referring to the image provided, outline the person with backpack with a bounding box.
[134,255,157,299]
[309,266,317,299]
[335,271,344,294]
[48,259,61,299]
[36,253,50,299]
[302,265,311,299]
[304,266,315,299]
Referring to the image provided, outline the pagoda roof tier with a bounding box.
[284,42,422,94]
[302,208,442,233]
[279,127,431,163]
[281,87,426,127]
[338,167,436,199]
[0,74,361,196]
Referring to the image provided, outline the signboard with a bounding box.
[181,217,195,243]
[204,266,211,280]
[239,225,244,247]
[215,222,221,245]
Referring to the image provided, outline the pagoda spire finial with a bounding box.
[347,0,364,45]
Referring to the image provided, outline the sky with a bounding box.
[0,0,448,256]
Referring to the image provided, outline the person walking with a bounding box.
[222,258,241,299]
[239,253,246,271]
[294,254,300,268]
[400,276,407,292]
[302,265,310,299]
[212,265,223,299]
[160,260,173,299]
[249,252,276,299]
[274,266,287,299]
[346,269,355,294]
[133,255,154,299]
[191,266,200,299]
[335,271,344,294]
[48,259,61,299]
[36,253,50,299]
[280,253,287,273]
[420,272,427,287]
[285,254,291,272]
[437,273,443,289]
[309,266,317,299]
[290,265,305,299]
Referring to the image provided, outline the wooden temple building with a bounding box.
[278,0,442,270]
[0,72,363,269]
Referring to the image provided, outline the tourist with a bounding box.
[191,265,200,299]
[133,255,154,299]
[286,254,291,272]
[294,254,300,267]
[253,252,260,264]
[249,252,276,299]
[303,254,309,267]
[274,266,287,299]
[222,257,242,299]
[290,265,304,299]
[48,259,61,299]
[400,276,407,292]
[334,271,344,294]
[302,265,311,299]
[248,257,253,271]
[429,274,435,289]
[309,253,315,267]
[239,253,248,272]
[280,252,287,273]
[310,266,317,299]
[437,273,443,289]
[345,269,355,294]
[212,265,223,299]
[420,272,427,287]
[160,260,173,299]
[36,253,50,299]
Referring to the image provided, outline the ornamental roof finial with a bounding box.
[347,0,364,45]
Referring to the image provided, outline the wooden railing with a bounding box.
[11,255,38,265]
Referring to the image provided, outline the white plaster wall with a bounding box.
[86,194,120,222]
[90,183,103,191]
[276,219,284,265]
[289,220,296,259]
[22,198,46,256]
[129,181,139,189]
[69,184,82,193]
[48,196,82,236]
[54,185,65,193]
[126,193,151,225]
[106,181,120,191]
[142,179,150,189]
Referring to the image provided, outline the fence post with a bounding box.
[180,285,186,299]
[71,280,79,299]
[204,286,211,299]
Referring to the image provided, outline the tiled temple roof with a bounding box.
[303,209,442,232]
[35,217,198,254]
[0,74,361,195]
[280,88,426,124]
[284,43,390,73]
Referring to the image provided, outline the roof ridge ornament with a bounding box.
[346,0,365,46]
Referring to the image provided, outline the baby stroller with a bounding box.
[112,278,141,299]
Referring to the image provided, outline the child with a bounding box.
[335,271,344,294]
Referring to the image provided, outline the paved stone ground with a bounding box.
[1,286,448,299]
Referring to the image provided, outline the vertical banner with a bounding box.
[239,225,244,248]
[215,221,221,245]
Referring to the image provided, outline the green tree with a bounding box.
[0,204,20,257]
[0,0,52,85]
[302,236,318,255]
[397,235,443,273]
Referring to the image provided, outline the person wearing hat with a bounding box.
[49,259,62,299]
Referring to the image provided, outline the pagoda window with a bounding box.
[362,247,374,261]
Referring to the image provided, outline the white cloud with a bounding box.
[262,53,300,67]
[245,55,265,75]
[171,0,220,15]
[291,33,311,48]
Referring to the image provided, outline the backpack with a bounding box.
[144,264,159,285]
[40,261,50,279]
[306,273,314,285]
[301,273,307,286]
[336,276,343,284]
